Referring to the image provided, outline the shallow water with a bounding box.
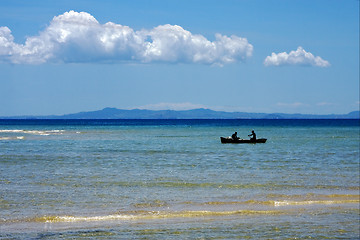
[0,119,359,239]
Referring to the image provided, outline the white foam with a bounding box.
[45,214,136,223]
[0,130,23,133]
[273,200,358,207]
[0,137,11,140]
[0,129,65,136]
[0,136,25,140]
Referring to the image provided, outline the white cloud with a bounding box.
[264,46,330,67]
[276,102,307,107]
[0,11,253,65]
[316,102,337,107]
[136,102,208,111]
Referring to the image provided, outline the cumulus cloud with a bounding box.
[264,46,330,67]
[0,11,253,65]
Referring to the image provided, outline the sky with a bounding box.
[0,0,359,116]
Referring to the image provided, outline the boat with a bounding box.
[220,137,267,144]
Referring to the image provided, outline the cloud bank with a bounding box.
[0,11,253,65]
[137,102,208,111]
[264,46,330,67]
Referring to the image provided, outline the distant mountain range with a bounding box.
[2,108,360,119]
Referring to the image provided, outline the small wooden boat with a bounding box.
[220,137,267,144]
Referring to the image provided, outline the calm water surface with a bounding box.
[0,119,359,239]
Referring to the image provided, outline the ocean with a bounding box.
[0,119,359,239]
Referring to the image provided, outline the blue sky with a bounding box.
[0,0,359,116]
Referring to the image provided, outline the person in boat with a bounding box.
[248,130,256,141]
[232,132,239,140]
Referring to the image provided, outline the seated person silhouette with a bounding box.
[232,132,239,140]
[248,130,256,142]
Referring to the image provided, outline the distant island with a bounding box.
[1,108,359,119]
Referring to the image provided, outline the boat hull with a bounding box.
[220,137,267,144]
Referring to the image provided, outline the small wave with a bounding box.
[202,198,359,207]
[36,214,136,223]
[0,136,25,140]
[274,200,359,207]
[24,130,65,136]
[203,200,274,206]
[0,130,23,133]
[0,129,65,136]
[33,210,283,223]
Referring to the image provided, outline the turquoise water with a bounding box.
[0,120,359,239]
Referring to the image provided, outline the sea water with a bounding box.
[0,119,359,239]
